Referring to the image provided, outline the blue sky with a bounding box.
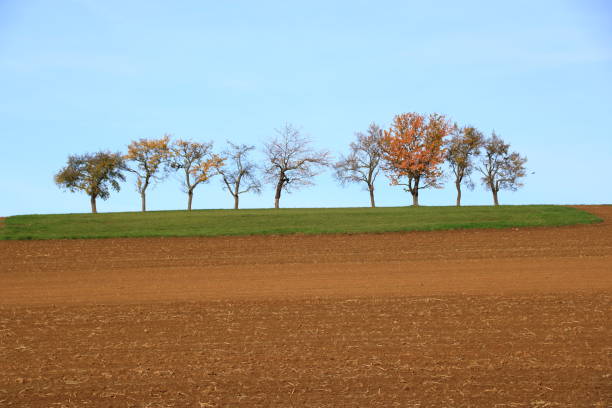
[1,0,611,215]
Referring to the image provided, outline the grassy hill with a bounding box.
[0,205,601,240]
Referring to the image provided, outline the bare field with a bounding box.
[0,206,611,407]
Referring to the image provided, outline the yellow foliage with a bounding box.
[125,135,171,193]
[190,154,225,184]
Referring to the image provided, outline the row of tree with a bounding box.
[54,112,527,213]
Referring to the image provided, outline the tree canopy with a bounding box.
[381,113,452,206]
[170,139,224,210]
[264,124,329,209]
[477,133,527,206]
[125,135,171,211]
[54,151,126,213]
[445,125,484,206]
[218,141,261,209]
[334,122,383,207]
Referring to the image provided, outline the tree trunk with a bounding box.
[368,185,375,208]
[274,176,284,209]
[90,195,97,214]
[141,191,147,212]
[187,190,193,211]
[455,181,462,207]
[492,189,499,206]
[410,177,420,207]
[185,170,193,211]
[140,178,149,212]
[233,194,239,210]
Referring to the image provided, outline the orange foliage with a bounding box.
[381,113,451,198]
[125,135,171,166]
[189,154,224,185]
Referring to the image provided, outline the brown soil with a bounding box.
[0,205,610,407]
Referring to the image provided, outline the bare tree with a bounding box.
[54,151,126,213]
[334,123,383,207]
[445,125,484,206]
[218,141,261,209]
[476,132,527,206]
[169,139,223,211]
[264,124,330,209]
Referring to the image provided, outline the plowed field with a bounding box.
[1,206,610,407]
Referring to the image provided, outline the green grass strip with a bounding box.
[0,205,601,241]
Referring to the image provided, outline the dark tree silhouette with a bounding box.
[54,151,126,213]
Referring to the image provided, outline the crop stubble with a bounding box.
[0,206,610,407]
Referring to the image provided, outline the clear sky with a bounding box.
[1,0,611,215]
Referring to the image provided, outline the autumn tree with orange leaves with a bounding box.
[125,135,171,212]
[170,139,224,211]
[381,113,452,206]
